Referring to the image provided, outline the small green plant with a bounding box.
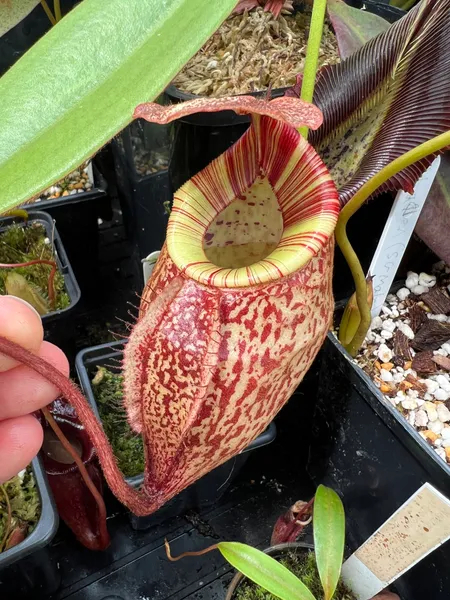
[0,221,69,313]
[0,466,41,553]
[166,485,347,600]
[92,367,145,479]
[5,273,50,315]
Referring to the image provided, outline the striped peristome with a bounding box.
[9,97,339,517]
[114,97,340,515]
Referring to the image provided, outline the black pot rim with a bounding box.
[0,454,59,570]
[225,541,314,600]
[75,340,277,490]
[328,331,450,478]
[165,0,405,126]
[0,210,81,322]
[21,164,107,211]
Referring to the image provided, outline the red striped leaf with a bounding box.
[287,0,450,206]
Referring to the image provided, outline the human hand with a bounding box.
[0,296,69,483]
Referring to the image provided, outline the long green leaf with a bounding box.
[0,0,41,37]
[218,542,316,600]
[327,0,390,59]
[313,485,345,600]
[0,0,236,214]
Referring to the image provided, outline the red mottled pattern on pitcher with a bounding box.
[124,239,334,507]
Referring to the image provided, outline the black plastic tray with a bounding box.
[75,340,277,529]
[26,168,112,297]
[308,332,450,600]
[0,455,60,596]
[0,210,81,323]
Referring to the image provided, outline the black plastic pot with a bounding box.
[346,0,405,20]
[165,78,289,194]
[226,542,313,600]
[27,167,111,298]
[166,2,406,303]
[75,340,277,530]
[111,94,173,277]
[308,333,450,600]
[0,210,81,324]
[165,1,404,192]
[0,456,60,598]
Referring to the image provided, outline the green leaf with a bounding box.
[327,0,390,59]
[0,0,236,214]
[287,0,450,206]
[391,0,418,9]
[218,542,316,600]
[313,485,345,600]
[0,0,41,37]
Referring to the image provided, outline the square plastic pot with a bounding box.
[164,1,404,191]
[307,332,450,600]
[0,210,81,324]
[26,167,111,297]
[75,340,277,530]
[111,97,173,284]
[0,456,60,598]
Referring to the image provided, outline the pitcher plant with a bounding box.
[0,95,340,517]
[1,0,450,536]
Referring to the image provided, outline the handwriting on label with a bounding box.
[341,483,450,600]
[355,485,450,581]
[369,158,440,318]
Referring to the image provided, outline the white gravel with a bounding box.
[35,163,94,202]
[356,265,450,466]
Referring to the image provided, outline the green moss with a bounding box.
[0,222,70,312]
[234,550,356,600]
[92,366,145,478]
[0,466,41,553]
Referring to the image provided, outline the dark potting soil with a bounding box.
[0,466,41,553]
[235,550,356,600]
[0,222,69,313]
[91,366,145,478]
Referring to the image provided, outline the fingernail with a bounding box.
[4,295,42,321]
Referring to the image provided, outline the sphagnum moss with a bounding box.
[174,8,339,97]
[0,466,41,553]
[92,367,145,479]
[0,222,69,311]
[234,551,356,600]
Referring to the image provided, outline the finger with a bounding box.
[0,296,43,372]
[0,415,43,484]
[0,341,69,420]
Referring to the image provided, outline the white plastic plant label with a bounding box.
[86,160,95,186]
[368,157,441,318]
[142,250,161,284]
[341,482,450,600]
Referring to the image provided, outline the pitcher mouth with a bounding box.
[166,116,339,288]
